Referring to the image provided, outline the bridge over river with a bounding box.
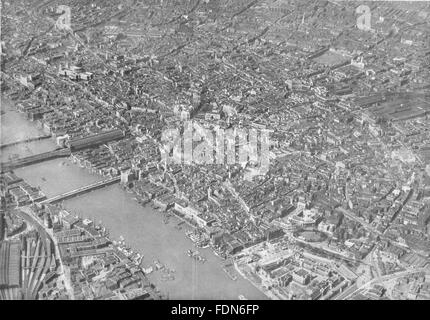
[38,176,121,204]
[0,134,52,150]
[1,148,71,172]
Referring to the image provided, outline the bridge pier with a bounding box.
[0,135,52,150]
[1,148,71,172]
[38,176,121,205]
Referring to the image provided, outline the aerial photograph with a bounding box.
[0,0,429,305]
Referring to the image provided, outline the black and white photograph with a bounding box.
[0,0,429,310]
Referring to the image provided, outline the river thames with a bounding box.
[1,97,267,300]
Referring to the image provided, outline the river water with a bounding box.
[1,97,266,300]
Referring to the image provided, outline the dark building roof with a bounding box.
[68,129,124,151]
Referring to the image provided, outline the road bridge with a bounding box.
[38,176,120,204]
[0,135,52,150]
